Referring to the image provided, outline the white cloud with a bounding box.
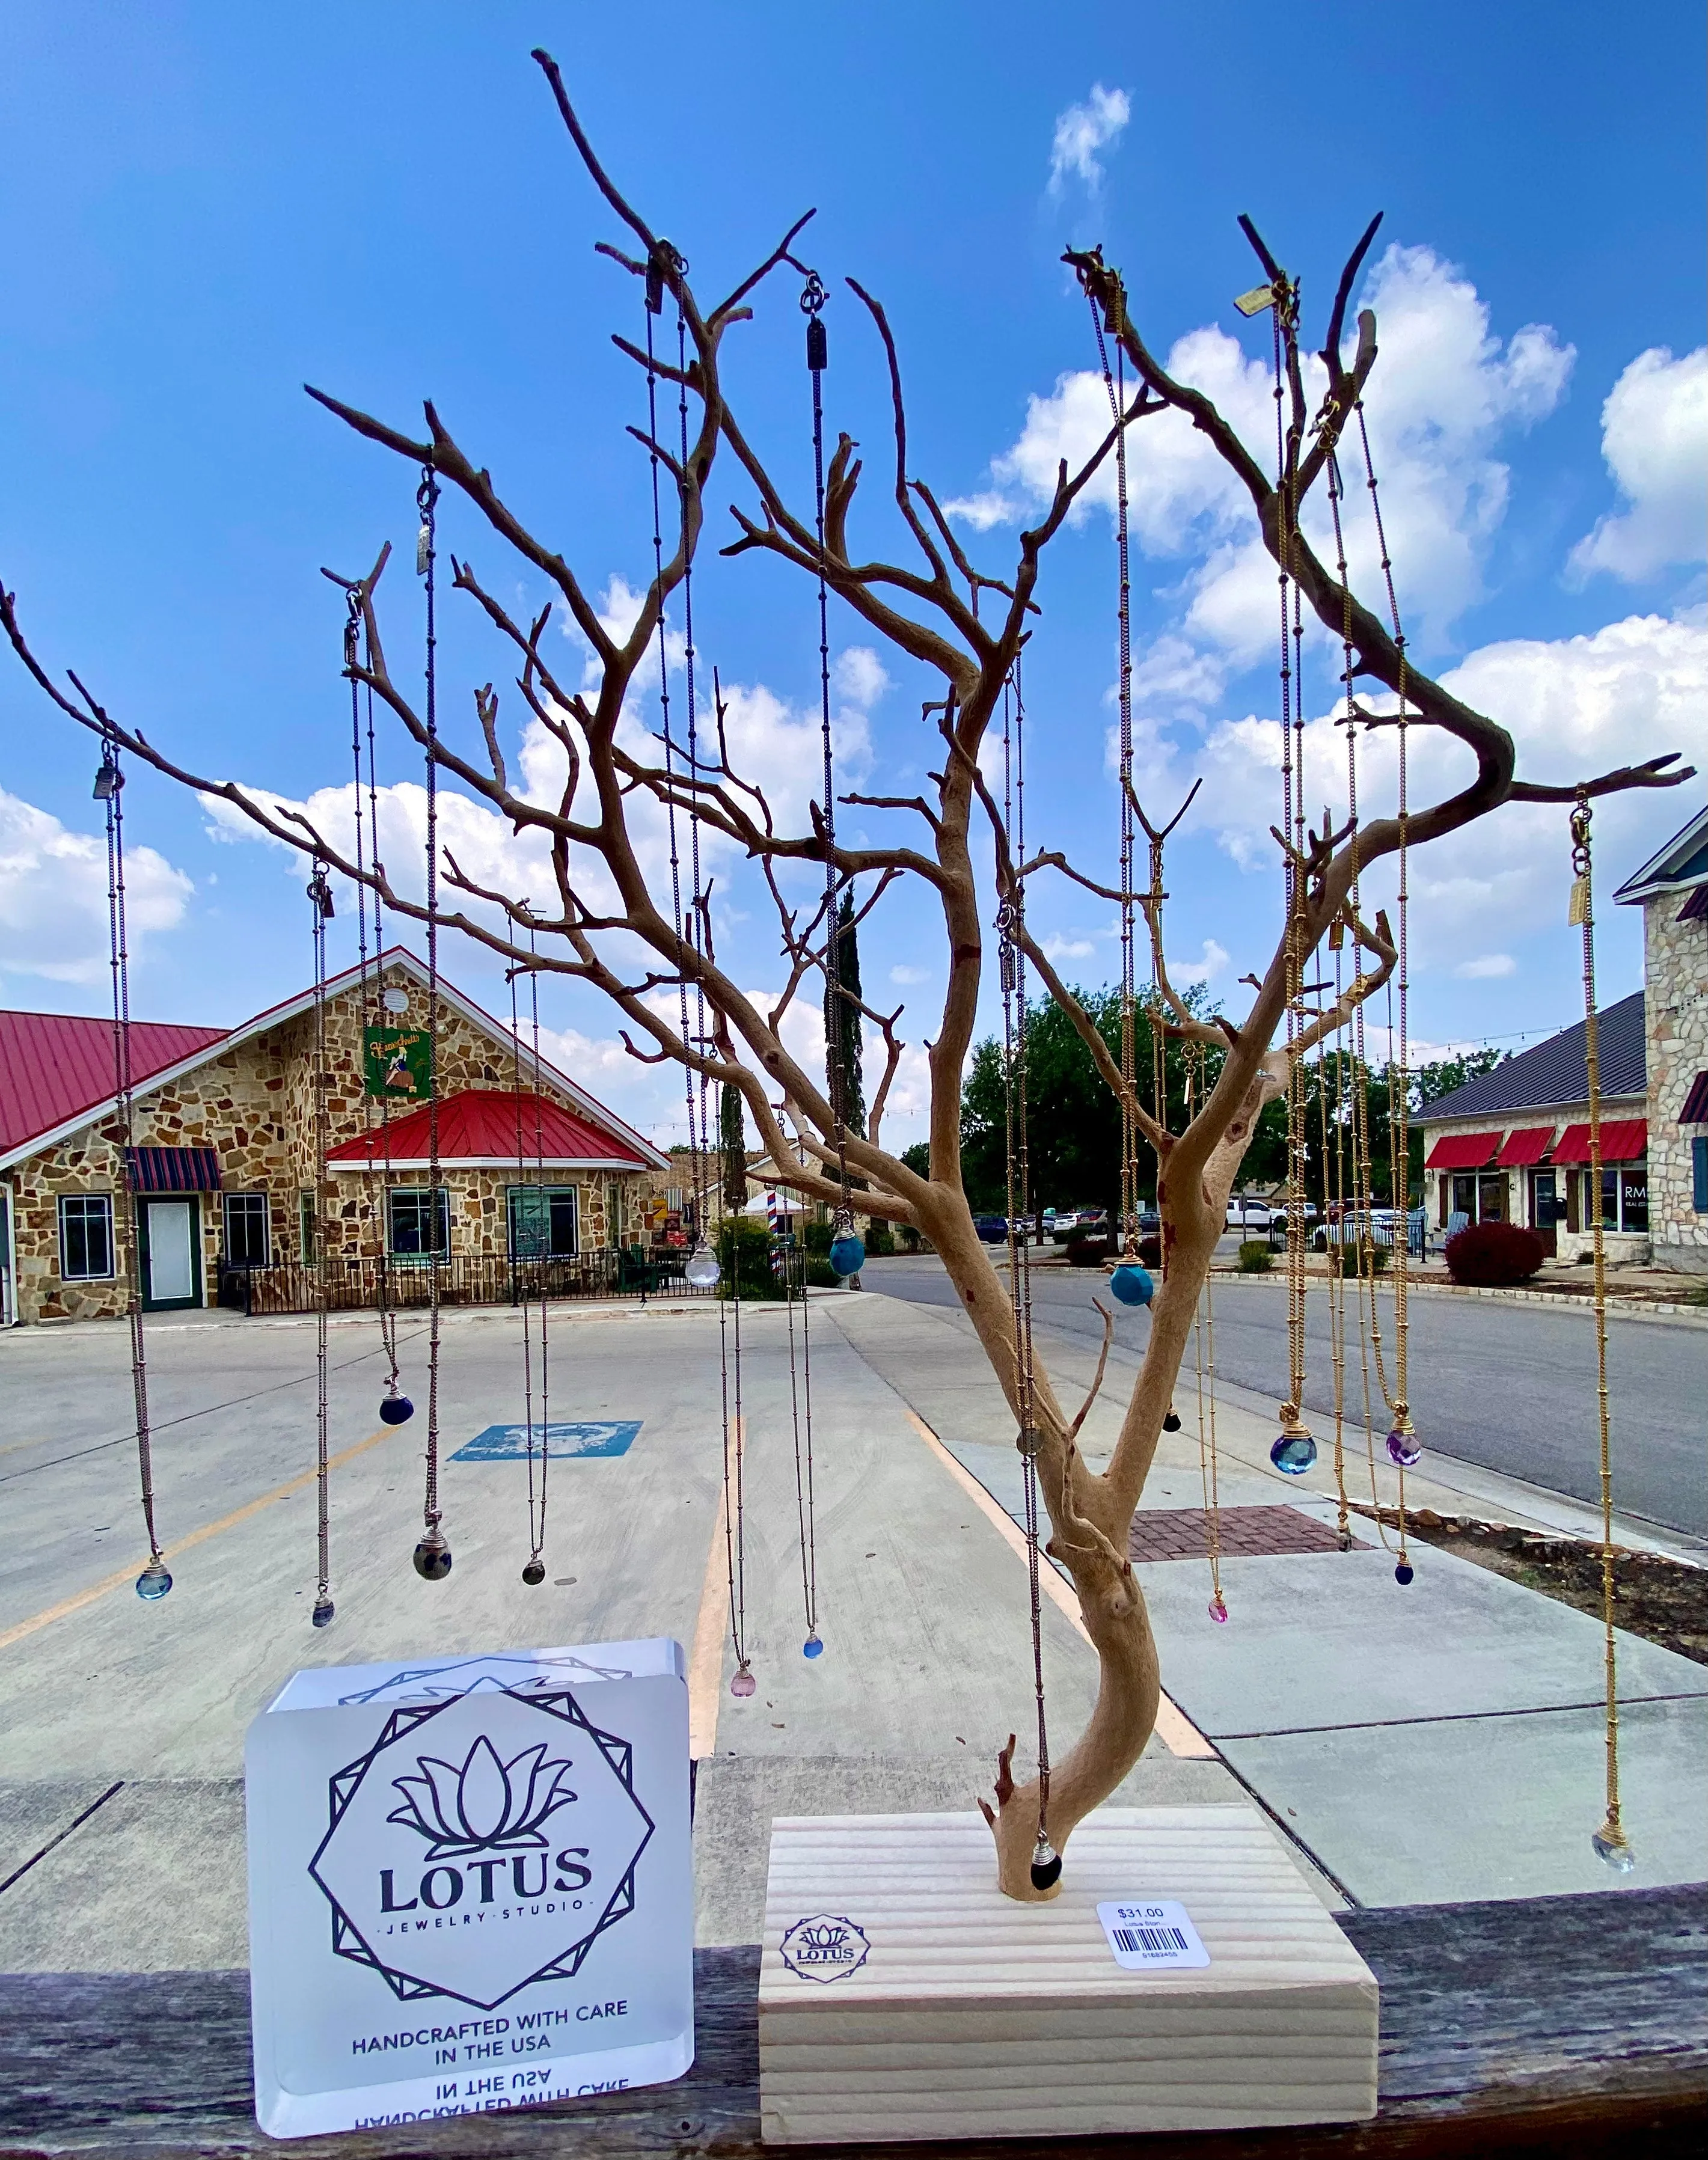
[940,489,1016,531]
[1453,953,1516,979]
[1128,610,1708,972]
[890,962,931,985]
[1567,346,1708,584]
[1048,85,1130,192]
[955,244,1574,667]
[1042,932,1097,961]
[0,787,193,987]
[833,646,890,708]
[1167,937,1229,987]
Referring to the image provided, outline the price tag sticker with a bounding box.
[1097,1898,1210,1972]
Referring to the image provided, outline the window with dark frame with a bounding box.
[299,1191,316,1262]
[59,1193,115,1280]
[224,1192,271,1268]
[507,1185,579,1259]
[388,1187,450,1259]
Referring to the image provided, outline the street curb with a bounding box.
[1202,1268,1708,1327]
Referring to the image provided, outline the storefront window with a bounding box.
[1580,1164,1647,1234]
[59,1193,115,1280]
[388,1187,450,1258]
[507,1186,578,1259]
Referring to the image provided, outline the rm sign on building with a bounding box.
[245,1639,692,2137]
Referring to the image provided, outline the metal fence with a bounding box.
[216,1243,811,1317]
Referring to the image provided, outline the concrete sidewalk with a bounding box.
[825,1291,1708,1908]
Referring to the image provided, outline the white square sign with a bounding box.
[245,1638,693,2138]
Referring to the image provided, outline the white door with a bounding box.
[146,1199,195,1302]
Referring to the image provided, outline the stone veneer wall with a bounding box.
[6,965,647,1322]
[1644,887,1708,1270]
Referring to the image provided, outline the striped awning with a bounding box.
[1496,1127,1554,1166]
[1424,1131,1501,1170]
[1550,1120,1647,1165]
[126,1146,222,1193]
[1680,1071,1708,1125]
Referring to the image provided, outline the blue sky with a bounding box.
[2,1,1703,1146]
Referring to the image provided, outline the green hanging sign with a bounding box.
[363,1026,433,1101]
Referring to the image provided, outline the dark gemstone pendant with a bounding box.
[135,1557,173,1602]
[1029,1832,1062,1892]
[311,1596,335,1629]
[413,1531,453,1582]
[1162,1409,1183,1432]
[1394,1561,1415,1586]
[521,1557,546,1586]
[380,1394,414,1427]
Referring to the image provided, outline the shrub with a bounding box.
[898,1224,923,1254]
[715,1217,779,1299]
[1065,1231,1112,1266]
[1445,1219,1544,1288]
[1136,1234,1162,1267]
[1326,1241,1391,1277]
[865,1222,896,1258]
[803,1258,842,1289]
[1238,1240,1273,1273]
[802,1219,833,1258]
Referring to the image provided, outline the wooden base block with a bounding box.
[759,1807,1379,2144]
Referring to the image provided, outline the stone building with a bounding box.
[0,947,666,1326]
[1414,803,1708,1271]
[1613,804,1708,1273]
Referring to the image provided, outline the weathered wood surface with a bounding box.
[757,1810,1380,2143]
[0,1885,1703,2158]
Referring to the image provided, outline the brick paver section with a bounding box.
[1127,1504,1371,1564]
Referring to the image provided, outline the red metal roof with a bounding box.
[1424,1130,1502,1170]
[1551,1119,1647,1165]
[1496,1126,1555,1167]
[0,1011,228,1158]
[325,1088,647,1170]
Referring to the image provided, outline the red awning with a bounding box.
[1496,1127,1554,1166]
[126,1145,222,1192]
[1424,1131,1502,1169]
[325,1088,648,1170]
[1551,1119,1647,1164]
[1680,1071,1708,1124]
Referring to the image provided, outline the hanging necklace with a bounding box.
[97,738,170,1601]
[510,933,549,1588]
[411,459,451,1583]
[307,859,337,1627]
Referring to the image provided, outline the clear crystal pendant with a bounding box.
[1591,1816,1636,1872]
[311,1596,335,1629]
[730,1664,757,1698]
[135,1557,173,1602]
[1029,1830,1062,1891]
[684,1241,721,1289]
[521,1556,545,1586]
[412,1530,453,1582]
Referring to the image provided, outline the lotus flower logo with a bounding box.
[780,1911,869,1981]
[387,1736,577,1860]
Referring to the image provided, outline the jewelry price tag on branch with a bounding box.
[1097,1900,1210,1972]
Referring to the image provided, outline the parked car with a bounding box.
[1136,1209,1160,1238]
[973,1213,1009,1244]
[1226,1196,1273,1230]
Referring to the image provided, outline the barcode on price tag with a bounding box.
[1096,1899,1209,1971]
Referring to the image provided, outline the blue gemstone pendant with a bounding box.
[1109,1263,1154,1308]
[380,1394,414,1426]
[829,1235,866,1277]
[1394,1562,1415,1586]
[803,1635,824,1659]
[311,1596,335,1629]
[135,1557,173,1602]
[1270,1430,1317,1476]
[412,1532,452,1582]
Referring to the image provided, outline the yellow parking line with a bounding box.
[687,1418,741,1760]
[903,1407,1216,1760]
[0,1424,399,1654]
